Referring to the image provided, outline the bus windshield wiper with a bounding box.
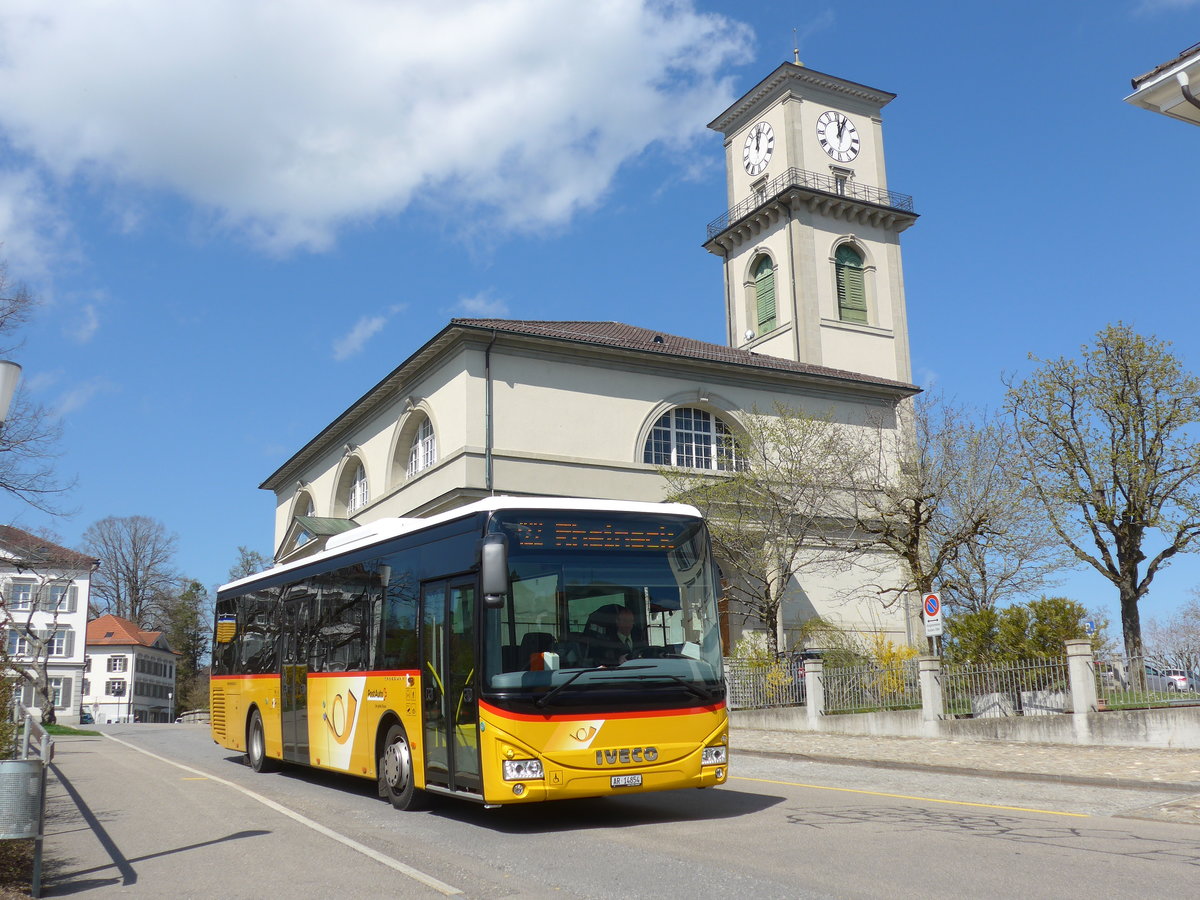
[534,665,655,708]
[620,672,718,703]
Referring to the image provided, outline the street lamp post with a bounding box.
[0,359,20,424]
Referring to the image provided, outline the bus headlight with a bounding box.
[502,759,544,781]
[701,745,727,766]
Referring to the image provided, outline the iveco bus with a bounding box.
[210,497,728,809]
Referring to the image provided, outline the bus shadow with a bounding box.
[222,756,783,833]
[431,787,784,834]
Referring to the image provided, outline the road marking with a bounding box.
[732,775,1091,818]
[102,734,463,895]
[181,777,209,781]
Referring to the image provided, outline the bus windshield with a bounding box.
[482,511,724,708]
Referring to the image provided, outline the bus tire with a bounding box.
[379,723,425,810]
[246,709,276,773]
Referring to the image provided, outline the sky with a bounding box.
[0,0,1198,628]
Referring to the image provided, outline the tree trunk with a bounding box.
[1120,580,1144,661]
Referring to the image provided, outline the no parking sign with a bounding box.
[923,592,944,638]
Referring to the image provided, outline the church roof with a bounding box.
[451,319,916,390]
[261,317,916,491]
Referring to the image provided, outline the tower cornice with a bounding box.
[708,62,896,136]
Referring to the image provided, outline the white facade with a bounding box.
[83,615,179,724]
[0,527,95,725]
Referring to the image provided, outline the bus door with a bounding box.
[281,596,310,763]
[420,578,481,794]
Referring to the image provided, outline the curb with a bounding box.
[734,746,1200,794]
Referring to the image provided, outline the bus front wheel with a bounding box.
[246,709,276,773]
[379,723,425,810]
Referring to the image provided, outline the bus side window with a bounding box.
[379,555,419,670]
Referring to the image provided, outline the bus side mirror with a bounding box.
[480,534,509,609]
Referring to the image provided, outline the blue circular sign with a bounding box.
[924,593,940,617]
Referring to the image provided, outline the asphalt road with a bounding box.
[42,724,1200,898]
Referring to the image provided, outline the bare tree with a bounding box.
[660,403,864,656]
[1144,595,1200,676]
[228,546,269,582]
[81,516,179,627]
[1005,323,1200,660]
[0,525,98,724]
[843,393,1067,616]
[0,258,71,513]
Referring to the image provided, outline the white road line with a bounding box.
[102,733,463,896]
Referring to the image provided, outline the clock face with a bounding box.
[742,121,774,176]
[817,110,860,162]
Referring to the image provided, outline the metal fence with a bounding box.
[823,660,920,714]
[1094,656,1199,710]
[941,657,1071,718]
[723,658,805,710]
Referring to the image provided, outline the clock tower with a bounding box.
[704,62,918,383]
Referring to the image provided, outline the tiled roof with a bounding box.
[86,614,177,653]
[1131,41,1200,88]
[451,319,916,390]
[0,524,99,570]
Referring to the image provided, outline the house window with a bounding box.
[49,676,71,709]
[835,244,867,323]
[7,631,30,656]
[106,679,126,696]
[407,417,436,477]
[8,580,34,610]
[46,628,73,656]
[82,678,90,696]
[346,462,369,515]
[108,656,128,673]
[752,255,776,333]
[49,584,76,612]
[643,408,739,471]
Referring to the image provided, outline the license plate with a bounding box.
[611,774,642,788]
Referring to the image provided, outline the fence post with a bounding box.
[804,658,824,725]
[1065,639,1097,714]
[918,655,942,721]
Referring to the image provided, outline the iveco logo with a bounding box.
[595,747,658,765]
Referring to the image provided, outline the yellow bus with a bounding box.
[211,497,729,809]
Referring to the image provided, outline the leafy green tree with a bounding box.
[160,579,210,712]
[942,596,1094,664]
[1005,323,1200,660]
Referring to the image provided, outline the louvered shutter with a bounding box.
[64,630,74,657]
[60,677,72,709]
[754,257,776,331]
[835,245,867,323]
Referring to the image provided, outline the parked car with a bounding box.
[79,710,94,724]
[1144,663,1189,692]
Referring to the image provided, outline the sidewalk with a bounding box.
[733,726,1200,823]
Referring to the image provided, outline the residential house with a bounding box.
[83,614,179,724]
[0,525,97,724]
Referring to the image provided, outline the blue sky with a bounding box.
[1,1,1198,628]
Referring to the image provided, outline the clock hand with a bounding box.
[836,116,845,140]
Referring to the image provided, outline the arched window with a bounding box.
[345,462,369,515]
[752,255,776,332]
[407,417,436,477]
[835,244,867,323]
[643,408,739,471]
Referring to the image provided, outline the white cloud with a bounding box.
[54,376,113,415]
[455,292,510,318]
[0,167,72,278]
[0,1,752,255]
[66,303,100,343]
[333,314,388,361]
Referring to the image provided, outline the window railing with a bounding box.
[707,166,915,238]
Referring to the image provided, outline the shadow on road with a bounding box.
[45,760,270,895]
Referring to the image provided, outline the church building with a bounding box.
[259,61,922,651]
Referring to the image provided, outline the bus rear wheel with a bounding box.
[246,709,276,773]
[379,723,425,810]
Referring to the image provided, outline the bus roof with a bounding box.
[220,495,703,595]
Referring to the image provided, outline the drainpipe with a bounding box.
[485,329,497,494]
[1177,71,1200,112]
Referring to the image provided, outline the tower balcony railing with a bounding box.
[706,166,915,239]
